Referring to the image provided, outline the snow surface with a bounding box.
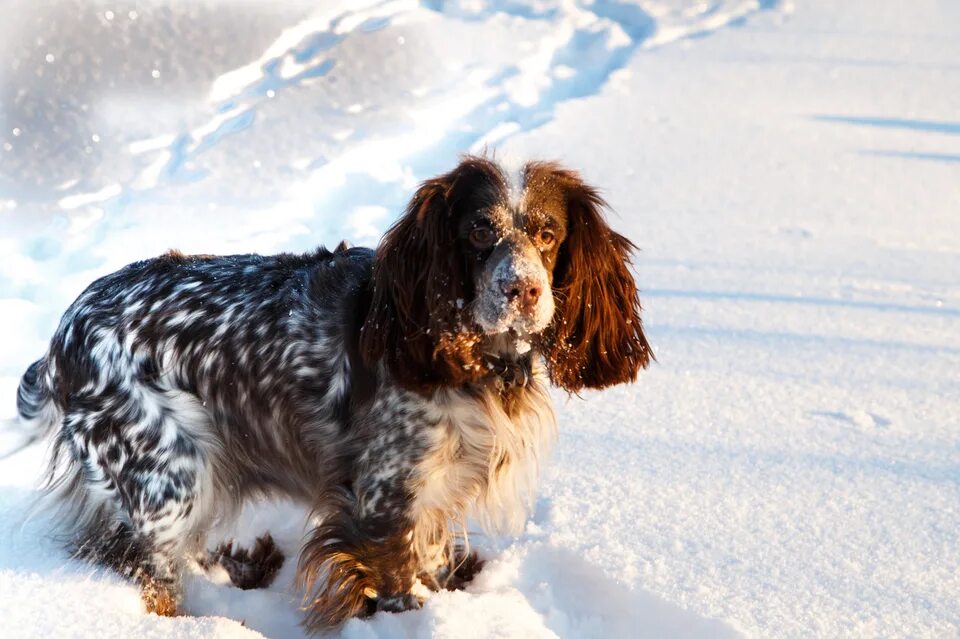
[2,0,959,637]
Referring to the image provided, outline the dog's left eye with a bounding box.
[469,227,496,248]
[538,230,556,247]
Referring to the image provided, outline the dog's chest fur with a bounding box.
[408,368,556,545]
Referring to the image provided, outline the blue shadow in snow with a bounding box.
[565,431,960,488]
[652,324,960,356]
[644,288,960,318]
[812,115,960,135]
[859,150,960,164]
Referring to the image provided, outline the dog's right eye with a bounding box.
[469,227,496,248]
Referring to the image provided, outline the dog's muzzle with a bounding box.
[474,237,554,335]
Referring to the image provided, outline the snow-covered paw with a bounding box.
[139,574,180,617]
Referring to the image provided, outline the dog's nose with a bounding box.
[503,279,542,309]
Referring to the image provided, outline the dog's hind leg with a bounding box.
[201,534,285,590]
[61,387,215,616]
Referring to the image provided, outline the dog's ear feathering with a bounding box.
[359,157,506,391]
[527,162,654,391]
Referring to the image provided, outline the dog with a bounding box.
[16,156,652,629]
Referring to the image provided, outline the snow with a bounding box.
[2,0,959,637]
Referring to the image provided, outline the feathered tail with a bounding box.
[3,358,60,460]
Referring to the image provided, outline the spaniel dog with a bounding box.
[17,157,652,630]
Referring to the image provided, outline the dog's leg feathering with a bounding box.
[297,487,422,630]
[59,387,215,617]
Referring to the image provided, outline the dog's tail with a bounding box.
[10,358,105,549]
[2,358,60,460]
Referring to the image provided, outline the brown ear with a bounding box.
[360,157,506,392]
[531,163,654,391]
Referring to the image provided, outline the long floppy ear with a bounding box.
[360,157,506,392]
[529,163,654,391]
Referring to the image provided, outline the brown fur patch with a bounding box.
[140,574,178,617]
[161,248,216,263]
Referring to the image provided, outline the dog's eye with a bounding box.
[538,230,556,247]
[469,227,496,248]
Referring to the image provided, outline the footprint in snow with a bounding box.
[808,409,891,430]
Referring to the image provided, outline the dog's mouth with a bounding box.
[479,327,537,360]
[479,329,537,389]
[472,292,555,338]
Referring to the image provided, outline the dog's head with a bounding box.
[360,156,652,393]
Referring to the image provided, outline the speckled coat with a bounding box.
[17,157,652,630]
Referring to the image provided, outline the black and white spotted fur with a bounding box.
[16,157,652,630]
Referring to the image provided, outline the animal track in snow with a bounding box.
[808,409,892,430]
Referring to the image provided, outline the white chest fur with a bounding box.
[409,369,556,557]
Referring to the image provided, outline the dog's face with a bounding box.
[361,157,653,393]
[457,178,566,339]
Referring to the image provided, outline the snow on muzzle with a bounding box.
[473,234,555,336]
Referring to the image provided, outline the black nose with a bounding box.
[503,279,542,309]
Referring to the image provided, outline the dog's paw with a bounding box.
[206,533,285,590]
[445,550,485,591]
[139,574,179,617]
[375,593,422,614]
[418,549,486,592]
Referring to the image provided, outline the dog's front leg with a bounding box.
[297,486,421,630]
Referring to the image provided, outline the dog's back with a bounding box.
[17,244,374,613]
